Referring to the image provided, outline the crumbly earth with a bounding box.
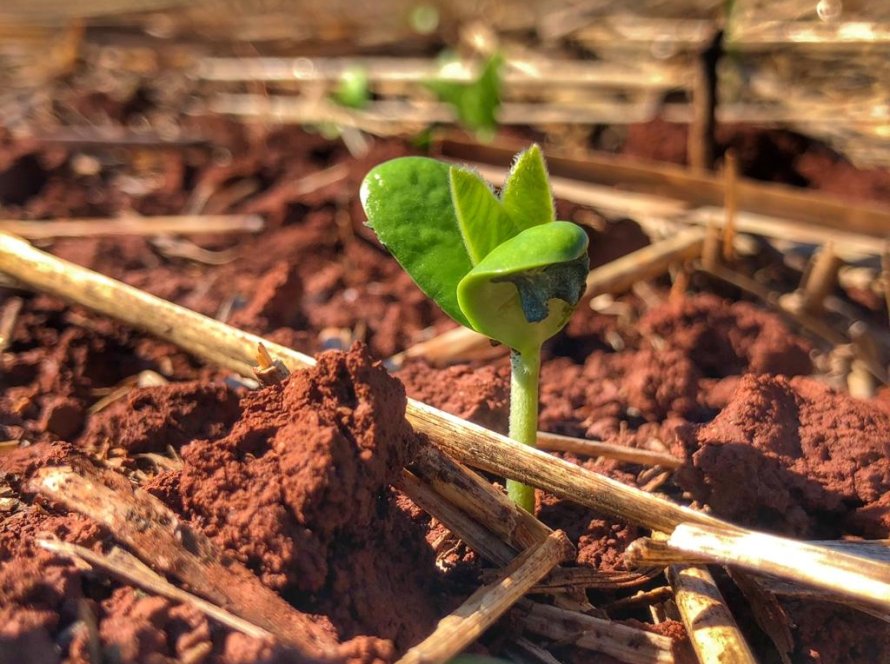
[675,374,890,539]
[0,346,444,662]
[2,119,889,663]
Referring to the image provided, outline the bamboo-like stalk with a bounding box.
[684,207,884,259]
[667,564,757,664]
[410,445,552,552]
[584,228,706,298]
[29,465,356,661]
[0,215,264,239]
[798,243,841,313]
[482,566,659,592]
[517,602,677,664]
[38,539,272,639]
[197,55,685,90]
[506,638,565,664]
[0,232,733,536]
[388,325,499,369]
[0,295,23,353]
[629,524,890,611]
[728,570,794,663]
[627,535,890,567]
[398,469,516,567]
[396,531,572,664]
[722,151,738,262]
[536,432,682,469]
[883,241,890,326]
[11,230,890,610]
[701,219,722,272]
[441,137,890,239]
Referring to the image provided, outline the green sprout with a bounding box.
[425,53,503,141]
[361,146,589,512]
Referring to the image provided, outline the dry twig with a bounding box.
[29,464,354,661]
[628,523,890,611]
[396,531,572,664]
[517,602,676,664]
[38,539,273,639]
[536,432,682,469]
[668,564,757,663]
[0,215,263,239]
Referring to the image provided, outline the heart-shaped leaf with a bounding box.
[361,156,473,327]
[361,146,586,349]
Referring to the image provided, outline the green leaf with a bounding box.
[502,144,555,230]
[333,66,370,109]
[457,221,589,353]
[425,53,503,139]
[448,166,519,264]
[360,156,473,327]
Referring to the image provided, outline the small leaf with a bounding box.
[449,166,519,264]
[501,144,554,230]
[457,221,589,353]
[360,157,473,327]
[425,53,503,139]
[333,66,370,109]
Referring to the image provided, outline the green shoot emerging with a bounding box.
[425,53,503,140]
[360,145,589,512]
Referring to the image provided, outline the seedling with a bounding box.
[361,146,589,511]
[425,53,503,140]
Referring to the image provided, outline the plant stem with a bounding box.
[508,346,541,512]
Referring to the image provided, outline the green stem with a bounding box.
[507,345,541,513]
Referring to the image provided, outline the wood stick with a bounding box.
[212,94,670,131]
[584,229,706,298]
[10,232,890,609]
[701,221,722,272]
[0,295,23,353]
[536,432,682,469]
[410,445,552,552]
[667,564,757,664]
[683,207,884,259]
[799,243,841,313]
[627,536,890,567]
[688,30,719,172]
[38,539,272,640]
[396,531,572,664]
[441,138,890,238]
[388,325,500,369]
[482,566,659,592]
[28,465,356,662]
[197,55,685,90]
[722,151,738,262]
[0,215,264,239]
[0,232,734,536]
[631,524,890,611]
[517,602,676,664]
[728,570,794,664]
[398,468,516,567]
[883,241,890,326]
[506,637,565,664]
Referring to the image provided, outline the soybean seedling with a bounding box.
[361,146,589,512]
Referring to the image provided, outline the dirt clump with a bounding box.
[675,374,890,538]
[153,343,442,650]
[397,361,509,433]
[80,380,241,454]
[639,293,813,377]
